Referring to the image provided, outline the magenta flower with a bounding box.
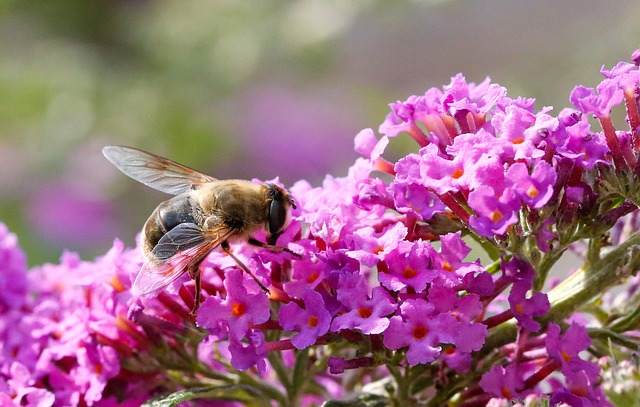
[508,281,550,332]
[345,222,407,268]
[3,48,640,406]
[505,162,556,209]
[388,179,446,221]
[428,285,487,353]
[330,273,396,335]
[559,119,610,168]
[418,144,471,195]
[354,128,389,162]
[468,185,520,237]
[196,269,270,342]
[570,83,624,118]
[535,216,556,253]
[279,289,331,349]
[383,299,450,365]
[4,362,55,407]
[228,329,268,375]
[479,365,526,400]
[0,224,27,311]
[546,323,599,380]
[379,239,438,292]
[549,369,611,406]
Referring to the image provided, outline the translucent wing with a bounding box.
[102,145,217,195]
[132,223,233,296]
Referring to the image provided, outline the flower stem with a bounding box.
[544,230,640,322]
[481,230,640,356]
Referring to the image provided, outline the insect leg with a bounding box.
[191,272,202,315]
[221,241,270,293]
[247,237,302,258]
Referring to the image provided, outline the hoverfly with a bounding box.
[102,146,298,312]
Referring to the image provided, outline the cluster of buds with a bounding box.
[2,50,640,406]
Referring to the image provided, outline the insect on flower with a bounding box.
[102,146,299,312]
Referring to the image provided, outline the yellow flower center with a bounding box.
[526,185,539,199]
[231,303,246,317]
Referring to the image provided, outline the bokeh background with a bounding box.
[1,0,639,266]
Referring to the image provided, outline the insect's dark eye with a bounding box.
[269,199,287,235]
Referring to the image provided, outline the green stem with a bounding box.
[544,231,640,323]
[481,230,640,357]
[532,247,566,292]
[609,296,640,332]
[214,358,287,405]
[588,328,640,351]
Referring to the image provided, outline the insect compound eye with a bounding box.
[265,183,293,239]
[268,198,287,236]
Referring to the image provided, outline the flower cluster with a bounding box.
[2,50,640,406]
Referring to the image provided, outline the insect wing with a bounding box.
[102,145,217,195]
[132,223,228,296]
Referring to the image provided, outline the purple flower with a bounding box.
[330,273,396,335]
[508,281,550,332]
[468,185,520,237]
[346,222,407,268]
[444,74,506,117]
[505,162,556,209]
[570,82,624,118]
[418,144,469,195]
[379,240,438,292]
[549,369,611,407]
[394,154,421,185]
[499,257,535,284]
[491,104,544,161]
[228,330,267,375]
[558,119,610,169]
[545,323,599,380]
[479,365,525,400]
[433,232,472,276]
[429,233,490,294]
[439,347,472,373]
[327,357,346,374]
[2,48,639,405]
[71,343,120,405]
[525,108,567,149]
[354,177,395,210]
[535,216,556,253]
[283,254,325,298]
[379,94,437,145]
[0,224,28,311]
[428,284,487,353]
[354,128,389,162]
[196,269,270,342]
[383,299,452,365]
[279,289,331,349]
[3,362,55,407]
[388,180,446,221]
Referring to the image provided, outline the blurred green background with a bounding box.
[1,0,639,266]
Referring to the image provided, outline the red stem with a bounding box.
[481,309,515,329]
[523,359,562,389]
[438,192,471,223]
[625,89,640,150]
[599,115,629,170]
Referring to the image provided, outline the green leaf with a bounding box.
[141,385,258,407]
[321,393,390,407]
